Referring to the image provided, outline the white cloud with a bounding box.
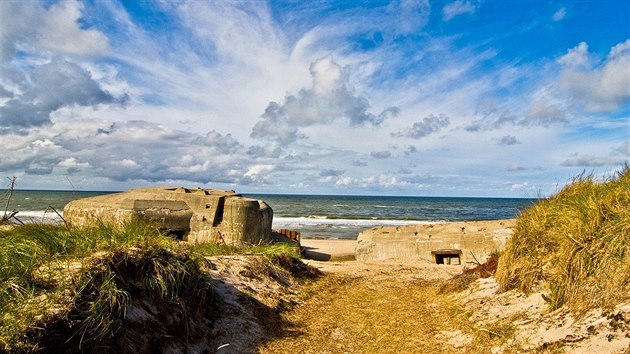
[335,176,355,186]
[0,0,108,58]
[442,0,477,21]
[251,55,399,144]
[38,1,109,56]
[245,164,274,179]
[465,39,630,131]
[389,0,431,34]
[558,42,590,68]
[552,7,566,22]
[120,159,139,168]
[558,39,630,112]
[57,157,90,174]
[610,39,630,58]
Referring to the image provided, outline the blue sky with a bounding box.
[1,0,628,197]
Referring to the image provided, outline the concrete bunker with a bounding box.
[355,220,515,263]
[63,187,273,246]
[431,249,462,265]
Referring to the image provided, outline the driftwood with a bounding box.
[44,205,66,225]
[1,177,20,225]
[1,177,66,226]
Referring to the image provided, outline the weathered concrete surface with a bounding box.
[355,219,515,264]
[63,187,273,245]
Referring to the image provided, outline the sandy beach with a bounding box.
[300,238,357,261]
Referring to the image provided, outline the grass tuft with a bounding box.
[495,165,630,313]
[64,246,220,351]
[0,219,174,351]
[0,217,299,351]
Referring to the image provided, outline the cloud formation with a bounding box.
[496,135,521,146]
[388,0,431,34]
[558,40,630,113]
[370,151,392,159]
[442,0,478,21]
[522,98,568,126]
[251,55,399,144]
[0,119,257,186]
[552,8,566,22]
[0,0,627,196]
[0,59,126,133]
[393,114,450,138]
[0,0,108,59]
[319,169,345,177]
[561,143,629,167]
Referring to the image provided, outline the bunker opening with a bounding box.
[431,249,462,265]
[212,197,225,226]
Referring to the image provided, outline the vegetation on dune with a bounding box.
[496,166,630,313]
[0,219,302,351]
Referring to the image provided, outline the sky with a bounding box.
[0,0,629,197]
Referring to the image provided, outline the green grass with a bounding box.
[495,166,630,313]
[0,219,302,351]
[189,240,300,258]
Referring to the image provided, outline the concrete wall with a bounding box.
[355,220,515,264]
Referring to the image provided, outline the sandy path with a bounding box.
[257,259,478,353]
[258,251,630,353]
[300,239,357,261]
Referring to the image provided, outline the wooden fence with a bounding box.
[275,229,301,244]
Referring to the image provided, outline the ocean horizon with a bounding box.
[3,189,537,239]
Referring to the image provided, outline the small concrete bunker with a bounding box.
[355,220,515,264]
[63,187,273,245]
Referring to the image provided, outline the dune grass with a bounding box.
[495,166,630,313]
[0,220,301,351]
[0,220,173,350]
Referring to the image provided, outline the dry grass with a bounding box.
[259,271,519,353]
[496,166,630,313]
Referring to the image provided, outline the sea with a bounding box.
[2,190,537,240]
